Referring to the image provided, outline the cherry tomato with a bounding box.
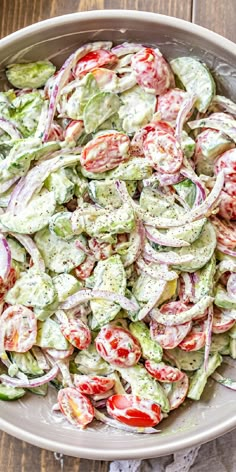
[48,122,64,141]
[106,394,162,427]
[60,319,91,350]
[74,49,118,77]
[95,325,141,367]
[218,190,236,220]
[74,255,96,280]
[157,88,190,123]
[44,345,74,359]
[0,267,17,302]
[215,148,236,183]
[91,67,117,89]
[178,329,205,351]
[165,373,189,410]
[211,216,236,249]
[131,121,174,156]
[81,133,130,173]
[131,47,173,95]
[150,320,192,349]
[145,360,184,383]
[65,120,84,144]
[74,374,115,395]
[144,130,183,174]
[212,307,235,334]
[88,238,112,260]
[0,305,37,352]
[58,387,94,427]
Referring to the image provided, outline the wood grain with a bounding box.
[193,0,236,42]
[0,0,232,470]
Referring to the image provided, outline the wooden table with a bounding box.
[0,0,235,470]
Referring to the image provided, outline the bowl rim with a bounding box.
[0,9,236,460]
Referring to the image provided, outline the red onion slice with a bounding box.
[211,371,236,390]
[180,168,206,203]
[0,364,59,388]
[145,225,190,248]
[0,234,11,280]
[217,243,236,258]
[136,258,178,281]
[60,289,140,311]
[123,220,145,267]
[10,233,45,271]
[150,296,213,326]
[138,281,167,320]
[143,241,193,265]
[0,176,19,194]
[94,409,160,434]
[0,117,22,139]
[111,43,144,57]
[175,94,196,144]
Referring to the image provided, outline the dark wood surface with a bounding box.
[0,0,235,470]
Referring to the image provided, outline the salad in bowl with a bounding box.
[0,40,235,434]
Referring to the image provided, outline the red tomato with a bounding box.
[95,325,141,367]
[218,190,236,220]
[58,387,94,427]
[0,305,37,352]
[157,88,190,123]
[150,320,192,349]
[60,319,91,350]
[75,255,96,280]
[143,130,183,174]
[81,133,130,173]
[145,360,184,383]
[48,122,64,141]
[131,47,173,95]
[178,320,206,351]
[212,307,235,334]
[131,121,174,156]
[211,216,236,249]
[0,267,17,302]
[88,238,112,260]
[91,67,117,89]
[106,394,161,427]
[166,373,189,410]
[74,375,115,395]
[74,49,118,77]
[215,148,236,183]
[65,120,84,144]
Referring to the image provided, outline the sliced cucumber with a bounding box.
[83,92,121,133]
[53,273,82,302]
[129,321,163,362]
[187,353,222,401]
[193,256,216,302]
[118,85,156,134]
[215,284,236,310]
[170,57,215,112]
[170,348,204,371]
[210,333,230,353]
[27,384,48,396]
[6,61,56,89]
[164,218,206,245]
[0,384,25,401]
[36,318,70,350]
[5,268,56,308]
[10,351,44,376]
[88,180,122,208]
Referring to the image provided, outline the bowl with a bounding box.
[0,10,235,460]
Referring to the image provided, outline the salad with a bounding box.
[0,41,235,434]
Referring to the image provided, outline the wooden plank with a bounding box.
[192,0,236,42]
[0,0,192,471]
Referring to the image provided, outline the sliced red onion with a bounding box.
[211,95,236,117]
[188,117,236,142]
[211,371,236,390]
[94,409,160,434]
[122,220,145,267]
[145,225,190,248]
[0,234,11,280]
[0,176,19,194]
[0,364,59,388]
[180,168,206,202]
[217,243,236,258]
[180,273,195,303]
[31,346,50,371]
[136,258,178,281]
[150,296,213,326]
[111,42,144,57]
[227,273,236,299]
[60,289,140,311]
[138,281,167,320]
[75,239,93,255]
[204,305,214,371]
[7,176,26,213]
[175,94,196,144]
[10,233,45,271]
[0,117,22,139]
[44,347,74,360]
[143,241,193,265]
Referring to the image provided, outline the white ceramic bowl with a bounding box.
[0,10,235,460]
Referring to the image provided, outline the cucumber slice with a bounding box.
[5,268,56,308]
[118,85,156,134]
[83,92,121,133]
[164,218,206,245]
[170,348,204,371]
[36,318,70,350]
[88,180,122,208]
[53,273,82,302]
[170,57,215,112]
[215,284,236,309]
[6,61,56,89]
[107,157,152,180]
[172,221,216,272]
[7,237,26,263]
[210,333,230,353]
[27,384,48,396]
[0,384,25,401]
[49,212,74,240]
[10,351,43,376]
[187,353,222,401]
[129,321,163,362]
[193,256,216,301]
[45,168,74,204]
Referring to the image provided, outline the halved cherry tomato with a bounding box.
[88,238,112,260]
[150,320,192,349]
[218,190,236,220]
[91,67,117,90]
[215,148,236,182]
[212,307,235,334]
[95,325,141,367]
[74,374,115,395]
[65,120,84,144]
[164,373,189,410]
[58,387,94,427]
[60,319,91,350]
[178,320,206,351]
[145,360,184,383]
[211,216,236,249]
[106,394,161,427]
[157,88,191,123]
[130,121,174,156]
[81,133,130,173]
[131,47,173,95]
[74,49,118,77]
[74,255,96,280]
[0,305,37,352]
[144,130,183,174]
[48,122,64,141]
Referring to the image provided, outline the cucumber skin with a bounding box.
[187,353,222,401]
